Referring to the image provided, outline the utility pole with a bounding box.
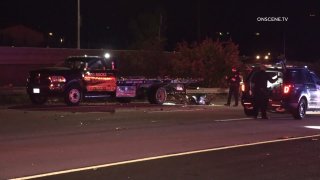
[77,0,81,49]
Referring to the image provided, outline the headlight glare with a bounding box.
[48,76,66,83]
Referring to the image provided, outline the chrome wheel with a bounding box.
[293,98,307,119]
[65,86,82,106]
[69,89,81,103]
[155,87,167,104]
[298,99,306,118]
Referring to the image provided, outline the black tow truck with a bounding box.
[26,55,198,106]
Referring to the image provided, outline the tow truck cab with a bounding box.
[27,56,117,105]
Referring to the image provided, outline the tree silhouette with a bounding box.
[171,38,241,87]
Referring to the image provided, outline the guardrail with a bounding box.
[186,88,229,94]
[0,87,26,95]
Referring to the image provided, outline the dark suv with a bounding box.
[241,63,320,119]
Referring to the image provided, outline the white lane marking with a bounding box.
[305,126,320,130]
[307,111,320,115]
[12,134,320,180]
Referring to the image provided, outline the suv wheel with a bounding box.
[65,86,82,106]
[293,98,307,119]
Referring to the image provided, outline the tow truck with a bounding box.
[26,55,199,106]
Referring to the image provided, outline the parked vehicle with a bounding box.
[26,56,198,105]
[241,62,320,119]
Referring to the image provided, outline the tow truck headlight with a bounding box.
[48,76,66,83]
[175,84,184,91]
[48,76,66,90]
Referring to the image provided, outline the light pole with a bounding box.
[77,0,81,49]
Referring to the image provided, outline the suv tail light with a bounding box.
[283,84,293,94]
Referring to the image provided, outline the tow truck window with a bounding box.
[88,60,105,70]
[64,60,86,70]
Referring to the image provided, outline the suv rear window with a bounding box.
[248,70,282,85]
[284,69,306,84]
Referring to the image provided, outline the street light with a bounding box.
[104,53,111,59]
[256,55,260,59]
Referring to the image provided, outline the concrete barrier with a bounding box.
[0,47,122,86]
[186,88,229,94]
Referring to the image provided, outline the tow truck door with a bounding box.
[83,59,116,92]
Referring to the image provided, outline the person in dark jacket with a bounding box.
[251,65,278,119]
[225,67,241,106]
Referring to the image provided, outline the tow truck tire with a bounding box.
[64,86,82,106]
[148,86,167,105]
[244,108,255,116]
[30,95,47,105]
[293,98,307,120]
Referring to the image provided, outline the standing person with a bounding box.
[251,64,278,119]
[225,67,241,107]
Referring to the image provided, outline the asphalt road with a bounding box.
[1,103,320,179]
[38,136,320,180]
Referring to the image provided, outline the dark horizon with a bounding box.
[1,0,320,61]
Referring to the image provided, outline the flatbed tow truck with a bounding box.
[26,55,199,106]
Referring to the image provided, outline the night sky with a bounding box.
[1,0,320,61]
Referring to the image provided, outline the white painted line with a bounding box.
[306,111,320,115]
[12,134,320,180]
[305,126,320,130]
